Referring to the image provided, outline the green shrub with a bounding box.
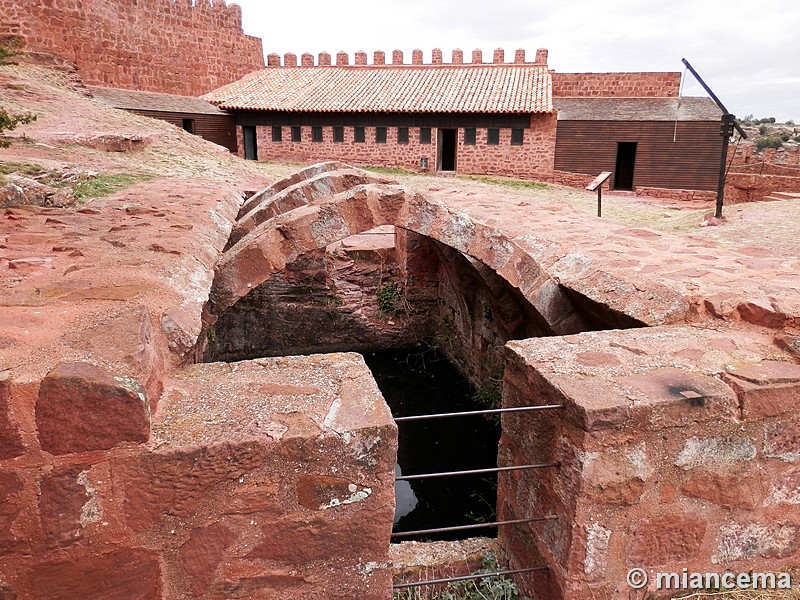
[781,133,791,142]
[377,283,402,314]
[755,136,784,150]
[758,124,768,135]
[0,38,37,147]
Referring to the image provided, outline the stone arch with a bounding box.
[208,181,591,337]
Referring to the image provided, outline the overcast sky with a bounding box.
[232,0,798,122]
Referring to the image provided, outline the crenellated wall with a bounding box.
[264,47,549,68]
[0,0,264,96]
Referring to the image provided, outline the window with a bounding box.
[397,127,409,144]
[292,126,302,142]
[312,126,323,142]
[271,126,282,142]
[354,126,365,143]
[333,126,344,143]
[464,127,476,145]
[420,127,431,144]
[376,127,387,144]
[182,118,195,134]
[511,128,524,146]
[487,128,500,145]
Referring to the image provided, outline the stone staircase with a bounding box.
[764,191,800,201]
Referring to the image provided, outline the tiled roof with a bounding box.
[89,86,230,115]
[554,97,722,121]
[203,65,553,114]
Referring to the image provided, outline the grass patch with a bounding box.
[0,161,47,177]
[73,173,153,201]
[364,165,421,177]
[394,552,530,600]
[459,175,549,190]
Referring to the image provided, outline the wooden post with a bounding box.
[586,171,612,218]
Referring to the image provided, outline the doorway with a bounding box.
[243,126,258,161]
[438,129,457,172]
[614,142,637,190]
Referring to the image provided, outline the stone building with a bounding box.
[205,48,723,194]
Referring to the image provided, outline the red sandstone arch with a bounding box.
[229,166,395,248]
[209,182,589,336]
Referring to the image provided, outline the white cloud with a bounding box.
[232,0,800,120]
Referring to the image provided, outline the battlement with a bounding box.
[266,47,550,68]
[0,0,265,96]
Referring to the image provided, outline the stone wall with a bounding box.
[205,242,433,362]
[725,172,800,204]
[0,179,396,599]
[499,327,800,599]
[248,113,556,179]
[552,72,681,97]
[0,0,264,96]
[456,115,556,180]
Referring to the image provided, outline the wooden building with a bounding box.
[554,97,722,191]
[90,86,238,152]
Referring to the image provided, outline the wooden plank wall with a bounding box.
[555,121,722,191]
[130,110,237,153]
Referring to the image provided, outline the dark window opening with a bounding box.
[333,126,344,143]
[487,128,500,145]
[438,128,457,172]
[182,118,195,134]
[420,127,432,145]
[312,126,323,142]
[398,127,409,144]
[464,127,476,145]
[243,126,258,161]
[511,128,524,146]
[292,126,302,142]
[271,126,282,142]
[354,126,365,143]
[376,127,387,144]
[614,142,638,190]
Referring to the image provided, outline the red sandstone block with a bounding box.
[246,510,388,564]
[179,523,237,596]
[35,362,150,455]
[679,468,762,509]
[764,417,800,461]
[0,471,29,556]
[28,548,161,599]
[39,464,91,549]
[627,514,706,567]
[0,372,25,460]
[723,361,800,420]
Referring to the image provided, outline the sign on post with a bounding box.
[586,171,612,217]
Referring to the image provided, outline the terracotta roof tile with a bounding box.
[203,65,553,114]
